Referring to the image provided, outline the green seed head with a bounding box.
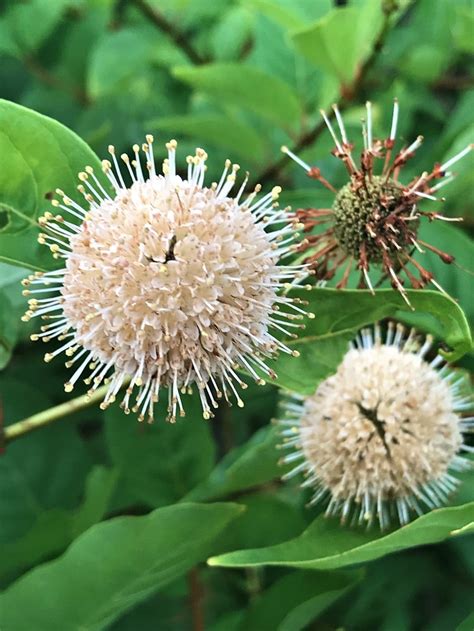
[333,176,416,262]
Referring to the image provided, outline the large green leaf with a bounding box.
[88,28,186,98]
[105,396,215,508]
[291,0,383,85]
[172,63,301,127]
[0,262,30,369]
[222,494,307,552]
[0,378,92,543]
[147,113,266,163]
[210,6,255,61]
[457,611,474,631]
[0,503,242,631]
[0,0,70,55]
[238,569,362,631]
[208,503,474,570]
[408,222,474,325]
[266,287,472,395]
[184,426,281,502]
[0,466,117,581]
[0,99,103,270]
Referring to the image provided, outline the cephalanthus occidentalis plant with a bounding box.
[278,323,473,530]
[22,137,312,422]
[282,99,473,307]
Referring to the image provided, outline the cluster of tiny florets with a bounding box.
[282,100,472,306]
[278,323,472,529]
[333,176,414,262]
[23,138,310,422]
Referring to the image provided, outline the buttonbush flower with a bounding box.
[23,138,310,422]
[278,323,472,529]
[282,100,472,306]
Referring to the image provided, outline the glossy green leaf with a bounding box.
[457,611,474,631]
[412,222,474,323]
[238,569,362,631]
[400,44,448,82]
[267,288,472,395]
[454,6,474,53]
[243,0,306,30]
[223,494,307,552]
[184,426,280,502]
[0,262,30,369]
[291,0,383,85]
[244,0,333,30]
[88,28,185,98]
[245,5,338,108]
[0,378,92,543]
[148,113,265,163]
[0,0,70,55]
[211,6,255,60]
[0,99,103,270]
[209,502,474,570]
[0,466,117,580]
[105,397,215,508]
[172,63,301,127]
[0,503,243,631]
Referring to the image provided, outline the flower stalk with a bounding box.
[2,384,110,445]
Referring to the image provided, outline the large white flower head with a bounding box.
[278,323,472,529]
[23,138,310,422]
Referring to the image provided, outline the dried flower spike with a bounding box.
[282,100,473,306]
[278,323,473,529]
[23,139,310,422]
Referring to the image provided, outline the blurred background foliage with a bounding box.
[0,0,473,629]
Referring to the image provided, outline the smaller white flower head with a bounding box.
[279,323,472,529]
[24,138,310,422]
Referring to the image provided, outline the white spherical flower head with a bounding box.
[24,138,310,422]
[279,323,472,529]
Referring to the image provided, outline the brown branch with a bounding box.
[188,567,205,631]
[433,75,474,91]
[23,55,89,106]
[131,0,207,65]
[252,2,398,187]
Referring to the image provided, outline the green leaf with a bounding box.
[399,43,449,82]
[453,6,474,54]
[238,569,362,630]
[0,466,117,580]
[243,0,333,30]
[172,63,301,127]
[266,288,472,395]
[105,396,215,508]
[148,113,265,163]
[0,0,70,54]
[457,611,474,631]
[209,502,474,570]
[211,6,255,61]
[88,28,186,99]
[439,126,474,217]
[0,378,93,543]
[291,0,383,85]
[224,494,307,551]
[0,262,30,369]
[243,0,306,30]
[0,99,103,270]
[184,426,280,502]
[0,503,243,631]
[414,222,474,323]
